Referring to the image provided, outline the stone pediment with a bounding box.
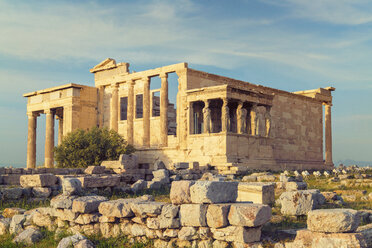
[90,58,117,73]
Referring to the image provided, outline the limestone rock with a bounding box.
[211,226,262,243]
[1,187,23,200]
[75,239,95,248]
[307,209,360,233]
[228,203,271,227]
[51,195,77,209]
[13,228,42,245]
[0,218,11,235]
[62,178,82,196]
[98,199,140,218]
[206,204,230,228]
[20,174,57,188]
[131,202,164,218]
[179,204,207,227]
[57,233,87,248]
[170,181,195,204]
[75,213,100,225]
[174,162,189,170]
[3,207,26,218]
[131,223,146,236]
[131,179,147,193]
[189,181,238,204]
[72,195,108,213]
[153,160,166,170]
[236,182,275,205]
[178,226,197,240]
[10,214,26,234]
[78,175,120,188]
[32,187,51,198]
[84,166,105,174]
[161,204,179,218]
[279,190,324,216]
[285,182,307,191]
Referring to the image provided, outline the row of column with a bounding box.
[27,109,63,169]
[108,73,169,147]
[201,98,271,137]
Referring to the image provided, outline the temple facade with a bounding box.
[24,58,335,174]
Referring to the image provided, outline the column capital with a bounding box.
[159,73,168,79]
[27,112,38,118]
[143,76,150,83]
[323,102,333,107]
[111,83,119,89]
[44,109,55,115]
[128,79,135,86]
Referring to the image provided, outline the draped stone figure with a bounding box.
[241,108,248,133]
[222,99,230,132]
[265,106,271,137]
[250,104,258,135]
[203,103,211,133]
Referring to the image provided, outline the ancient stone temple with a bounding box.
[24,58,335,173]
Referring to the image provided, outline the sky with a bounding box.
[1,0,372,167]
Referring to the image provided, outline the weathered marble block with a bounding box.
[72,196,108,213]
[77,175,120,188]
[211,226,262,243]
[206,204,230,228]
[179,204,208,227]
[228,203,271,227]
[20,174,57,187]
[170,181,195,205]
[189,181,238,204]
[307,209,360,233]
[236,182,275,205]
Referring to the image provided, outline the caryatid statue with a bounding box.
[265,106,272,137]
[250,104,258,135]
[237,103,247,134]
[222,99,230,132]
[203,100,211,133]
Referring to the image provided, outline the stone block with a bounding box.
[119,154,138,169]
[78,175,120,188]
[72,196,108,213]
[10,214,26,234]
[131,202,164,218]
[20,174,57,187]
[51,195,78,209]
[131,179,147,193]
[178,226,197,240]
[211,226,262,243]
[279,190,324,216]
[55,209,79,222]
[3,208,26,218]
[179,204,207,227]
[236,182,275,205]
[206,204,230,228]
[98,199,140,218]
[285,182,307,191]
[13,228,42,245]
[75,213,100,225]
[32,187,51,198]
[62,178,82,196]
[84,166,106,174]
[307,209,360,233]
[0,218,11,235]
[170,181,195,204]
[228,203,272,227]
[174,162,189,170]
[190,181,238,204]
[286,229,368,248]
[1,187,23,200]
[152,169,169,179]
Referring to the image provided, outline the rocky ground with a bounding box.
[0,165,370,248]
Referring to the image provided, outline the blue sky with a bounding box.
[1,0,372,166]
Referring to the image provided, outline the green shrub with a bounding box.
[54,127,135,168]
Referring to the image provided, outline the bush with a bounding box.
[54,127,135,168]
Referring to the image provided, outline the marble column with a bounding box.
[203,100,211,133]
[110,84,119,132]
[160,73,168,147]
[143,77,150,147]
[44,109,55,168]
[221,98,229,132]
[127,80,134,144]
[27,112,37,169]
[98,86,104,127]
[324,103,333,166]
[57,116,63,145]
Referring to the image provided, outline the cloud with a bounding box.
[265,0,372,25]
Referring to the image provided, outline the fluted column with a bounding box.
[27,112,37,169]
[160,73,168,147]
[127,80,134,144]
[110,84,119,132]
[143,77,150,147]
[98,86,104,127]
[45,109,55,168]
[324,103,333,166]
[57,116,63,145]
